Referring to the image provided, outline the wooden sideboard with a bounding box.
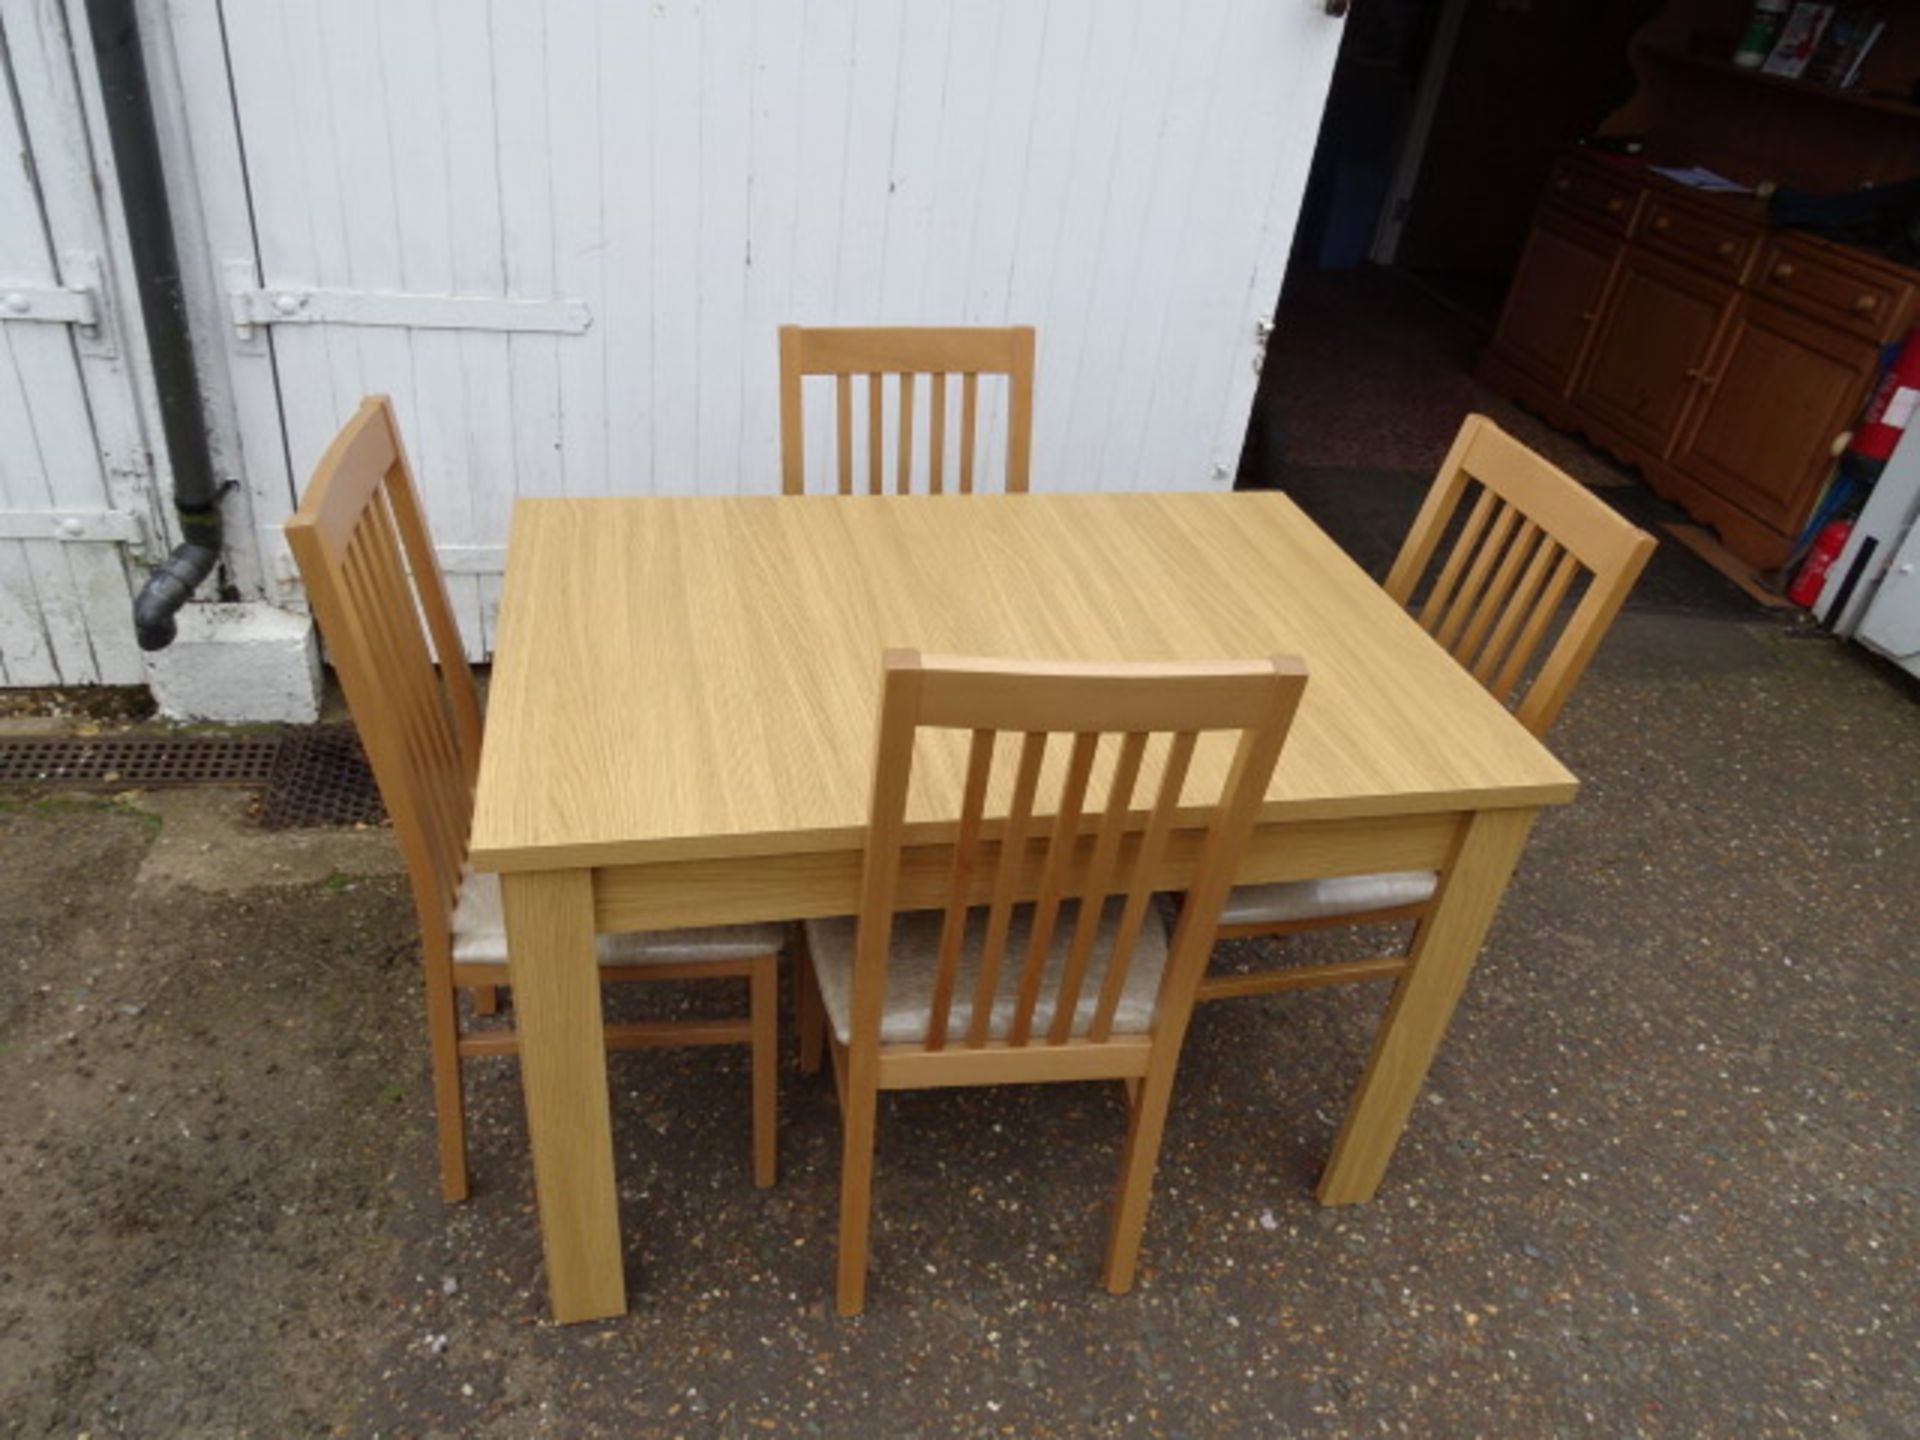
[1478,149,1918,568]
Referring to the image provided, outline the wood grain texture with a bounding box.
[816,650,1308,1312]
[588,811,1464,931]
[286,398,786,1305]
[1317,806,1536,1206]
[470,490,1573,1315]
[500,869,626,1324]
[1385,415,1656,736]
[778,326,1035,495]
[471,493,1576,874]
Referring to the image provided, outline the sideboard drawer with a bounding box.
[1755,240,1912,342]
[1642,195,1757,282]
[1545,159,1642,237]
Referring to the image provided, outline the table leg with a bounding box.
[501,869,626,1322]
[1317,807,1536,1206]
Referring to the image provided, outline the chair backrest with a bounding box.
[779,325,1035,495]
[850,651,1307,1060]
[1384,414,1656,735]
[284,397,482,947]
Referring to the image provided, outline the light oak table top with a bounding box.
[471,492,1576,874]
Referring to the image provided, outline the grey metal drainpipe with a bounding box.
[85,0,225,651]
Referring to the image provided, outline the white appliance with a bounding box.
[1815,423,1920,678]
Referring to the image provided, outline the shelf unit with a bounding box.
[1642,47,1920,126]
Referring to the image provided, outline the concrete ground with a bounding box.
[4,598,1917,1438]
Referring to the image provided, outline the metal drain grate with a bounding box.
[256,724,387,830]
[0,735,281,788]
[0,726,388,831]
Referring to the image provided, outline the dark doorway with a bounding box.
[1240,0,1662,489]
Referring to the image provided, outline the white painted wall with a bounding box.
[156,0,1345,659]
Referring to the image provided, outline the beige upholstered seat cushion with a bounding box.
[805,902,1171,1047]
[451,869,787,966]
[1218,870,1438,928]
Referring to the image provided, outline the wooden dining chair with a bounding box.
[795,650,1309,1314]
[778,325,1035,495]
[1198,413,1654,1004]
[285,396,786,1203]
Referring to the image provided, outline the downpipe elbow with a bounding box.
[132,542,220,652]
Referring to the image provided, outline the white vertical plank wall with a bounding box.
[0,0,162,686]
[181,0,1343,658]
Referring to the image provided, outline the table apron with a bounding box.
[591,810,1466,932]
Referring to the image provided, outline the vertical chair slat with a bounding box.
[1417,486,1495,631]
[383,444,482,780]
[1090,731,1198,1043]
[1474,533,1558,686]
[960,372,978,495]
[359,522,467,896]
[339,529,460,905]
[926,728,996,1050]
[1048,730,1149,1044]
[367,482,473,901]
[850,656,925,1053]
[1008,731,1101,1046]
[867,374,884,494]
[1005,326,1035,493]
[347,519,448,813]
[778,326,806,495]
[929,373,947,494]
[836,375,853,495]
[335,534,449,893]
[1436,500,1519,652]
[1455,517,1541,669]
[359,499,467,841]
[967,731,1047,1048]
[1489,547,1582,702]
[897,374,915,494]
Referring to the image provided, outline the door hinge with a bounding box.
[0,252,113,356]
[0,508,145,545]
[224,263,593,342]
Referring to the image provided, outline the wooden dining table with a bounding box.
[468,489,1577,1324]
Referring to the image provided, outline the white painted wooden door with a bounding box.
[0,0,158,686]
[180,0,1344,657]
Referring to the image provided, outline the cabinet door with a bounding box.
[1572,248,1734,458]
[1488,216,1620,394]
[1672,299,1879,532]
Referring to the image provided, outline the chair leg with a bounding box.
[424,969,471,1204]
[1101,1066,1179,1295]
[750,954,779,1188]
[472,984,501,1017]
[835,1075,880,1316]
[796,949,825,1077]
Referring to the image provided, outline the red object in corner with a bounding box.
[1789,519,1853,608]
[1853,327,1920,464]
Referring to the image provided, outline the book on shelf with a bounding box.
[1803,8,1884,89]
[1762,4,1836,78]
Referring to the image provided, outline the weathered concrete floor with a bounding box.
[2,606,1917,1438]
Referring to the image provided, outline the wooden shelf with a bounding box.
[1643,48,1920,123]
